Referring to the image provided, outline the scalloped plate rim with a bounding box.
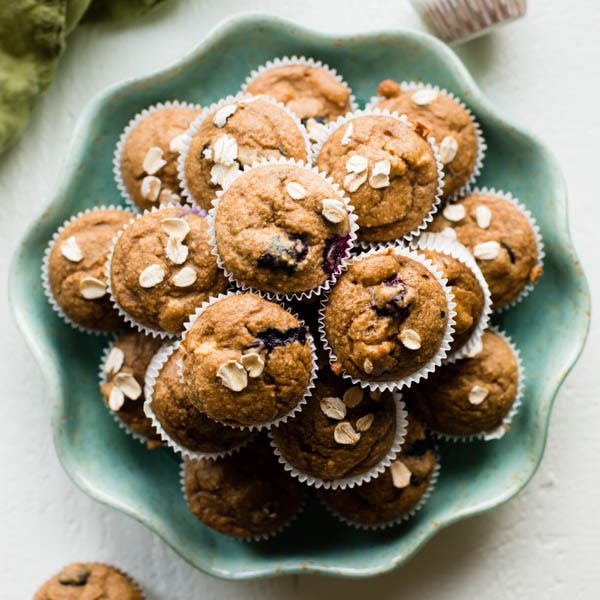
[9,11,591,580]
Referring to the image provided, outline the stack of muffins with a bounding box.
[43,56,543,540]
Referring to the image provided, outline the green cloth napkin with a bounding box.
[0,0,169,156]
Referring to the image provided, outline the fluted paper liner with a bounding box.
[408,0,527,44]
[321,459,441,530]
[428,326,525,442]
[366,82,487,200]
[179,460,306,542]
[42,205,132,336]
[413,232,492,362]
[206,157,359,302]
[468,186,545,313]
[318,244,457,391]
[241,55,358,119]
[309,108,445,248]
[98,338,153,446]
[270,393,408,490]
[177,291,318,431]
[143,341,253,460]
[176,93,312,208]
[113,100,203,213]
[105,202,208,340]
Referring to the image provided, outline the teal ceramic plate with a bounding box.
[10,13,590,580]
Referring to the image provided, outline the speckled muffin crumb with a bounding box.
[149,345,252,454]
[428,192,542,310]
[183,437,303,539]
[119,104,201,211]
[315,113,440,243]
[34,563,143,600]
[245,62,352,124]
[407,330,519,437]
[180,293,314,428]
[100,331,163,448]
[321,413,437,526]
[376,80,480,198]
[214,162,354,296]
[182,96,309,211]
[47,209,132,331]
[109,206,228,334]
[323,249,451,382]
[271,369,399,484]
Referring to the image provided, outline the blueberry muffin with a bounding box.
[148,344,252,455]
[321,413,437,526]
[315,113,440,243]
[34,563,143,600]
[183,437,303,539]
[375,80,480,198]
[100,331,163,448]
[271,367,401,486]
[108,206,228,335]
[322,248,452,384]
[46,208,131,331]
[181,96,309,211]
[180,293,314,428]
[213,161,355,296]
[407,330,520,437]
[117,103,201,211]
[428,191,543,310]
[244,60,353,124]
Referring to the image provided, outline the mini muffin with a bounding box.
[428,191,543,310]
[117,103,201,211]
[315,113,441,243]
[213,161,356,297]
[417,234,488,356]
[407,330,521,438]
[180,96,309,211]
[147,344,253,456]
[322,248,452,385]
[45,208,131,331]
[244,60,353,124]
[270,368,403,487]
[100,331,163,448]
[180,293,314,428]
[108,206,228,335]
[321,414,437,526]
[183,437,303,539]
[375,80,481,197]
[34,563,143,600]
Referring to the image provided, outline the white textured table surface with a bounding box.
[1,1,598,597]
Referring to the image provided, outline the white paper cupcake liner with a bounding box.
[98,338,152,446]
[179,460,306,542]
[143,341,253,460]
[42,205,133,336]
[409,0,527,44]
[309,108,445,249]
[412,232,492,362]
[467,186,545,313]
[176,93,312,208]
[241,55,359,125]
[366,81,486,200]
[318,244,457,391]
[105,202,201,340]
[269,393,408,490]
[177,291,318,431]
[428,326,525,442]
[321,459,441,530]
[113,100,203,213]
[206,156,359,302]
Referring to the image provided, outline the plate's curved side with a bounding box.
[10,12,591,580]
